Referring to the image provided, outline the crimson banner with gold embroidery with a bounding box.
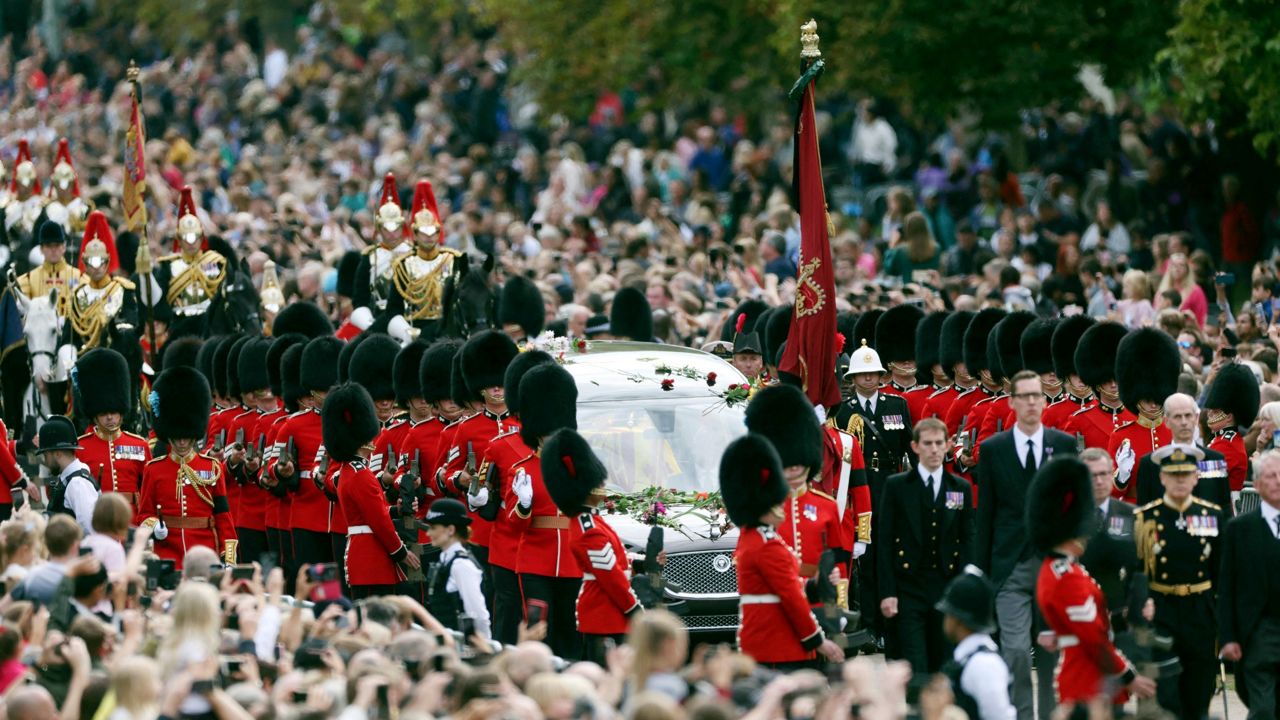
[779,72,840,410]
[123,85,147,232]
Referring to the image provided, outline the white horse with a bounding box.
[22,292,71,428]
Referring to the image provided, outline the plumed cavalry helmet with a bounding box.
[51,137,79,194]
[11,139,38,192]
[409,179,443,241]
[376,173,405,235]
[175,186,204,246]
[78,211,119,274]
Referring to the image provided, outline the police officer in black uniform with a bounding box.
[424,498,492,641]
[1136,444,1224,719]
[938,567,1015,720]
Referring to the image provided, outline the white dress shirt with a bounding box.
[60,459,100,534]
[1011,425,1046,469]
[955,633,1016,720]
[917,463,943,501]
[1262,500,1280,539]
[855,391,880,416]
[441,541,492,640]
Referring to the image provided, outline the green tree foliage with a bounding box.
[1160,0,1280,154]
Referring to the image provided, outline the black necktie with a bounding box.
[864,398,873,415]
[925,475,935,500]
[1098,506,1106,528]
[1025,439,1037,472]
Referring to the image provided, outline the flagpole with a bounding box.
[127,61,158,364]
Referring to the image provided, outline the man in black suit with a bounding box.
[877,417,973,676]
[975,369,1077,720]
[1220,449,1280,719]
[1135,393,1232,510]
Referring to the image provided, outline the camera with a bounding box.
[145,557,178,592]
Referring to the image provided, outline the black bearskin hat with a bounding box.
[349,334,399,401]
[280,345,305,409]
[451,352,480,407]
[267,333,307,398]
[337,332,368,384]
[1026,456,1095,554]
[152,366,212,442]
[321,383,380,463]
[762,305,793,368]
[301,336,344,394]
[610,286,653,342]
[1052,315,1095,381]
[504,350,555,417]
[393,341,430,406]
[420,339,462,404]
[160,336,203,372]
[1205,362,1261,427]
[993,311,1036,379]
[225,336,252,399]
[916,311,951,385]
[272,301,334,339]
[876,304,924,366]
[853,309,884,351]
[1075,322,1127,389]
[939,311,974,376]
[211,335,237,398]
[986,332,1005,384]
[720,299,770,343]
[196,335,225,388]
[498,276,545,340]
[719,433,787,528]
[519,363,579,448]
[744,384,822,473]
[542,428,608,516]
[237,338,272,393]
[74,348,130,418]
[461,330,519,395]
[1116,328,1180,414]
[1020,318,1058,376]
[336,251,361,299]
[963,308,1006,377]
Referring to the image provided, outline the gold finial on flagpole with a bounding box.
[127,59,139,84]
[800,19,822,59]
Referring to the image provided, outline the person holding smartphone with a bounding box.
[425,498,490,641]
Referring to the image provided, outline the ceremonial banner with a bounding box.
[779,27,840,410]
[123,84,147,232]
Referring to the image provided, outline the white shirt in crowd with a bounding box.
[441,541,492,641]
[849,117,898,173]
[61,459,100,535]
[1080,221,1131,254]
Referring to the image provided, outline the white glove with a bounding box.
[468,486,490,511]
[853,541,868,559]
[153,519,169,541]
[1115,442,1136,489]
[387,315,412,347]
[56,344,77,380]
[513,468,533,508]
[350,306,375,331]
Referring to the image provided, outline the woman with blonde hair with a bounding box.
[157,581,221,677]
[1157,252,1207,327]
[1253,401,1280,456]
[626,610,690,706]
[109,656,162,720]
[882,211,940,283]
[1115,269,1156,328]
[0,518,40,587]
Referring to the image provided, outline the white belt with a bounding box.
[582,571,632,581]
[174,300,212,317]
[1057,635,1079,648]
[348,525,372,535]
[739,594,781,605]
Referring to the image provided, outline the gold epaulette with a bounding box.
[809,488,836,503]
[1135,498,1163,514]
[1191,497,1222,512]
[116,277,136,290]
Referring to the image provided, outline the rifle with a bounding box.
[213,429,227,453]
[314,450,331,494]
[282,437,299,491]
[398,450,426,582]
[464,441,478,495]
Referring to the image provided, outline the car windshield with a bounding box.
[578,397,745,494]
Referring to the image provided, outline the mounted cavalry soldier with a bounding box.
[139,186,231,339]
[351,173,411,333]
[384,179,464,342]
[3,140,47,263]
[14,220,85,317]
[44,138,92,239]
[61,211,138,354]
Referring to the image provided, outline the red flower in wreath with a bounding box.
[706,372,717,386]
[661,378,675,391]
[575,338,587,352]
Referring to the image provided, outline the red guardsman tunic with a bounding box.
[1063,402,1134,451]
[943,386,995,438]
[571,510,641,635]
[1107,416,1172,501]
[266,409,331,533]
[1207,428,1250,492]
[776,486,848,580]
[77,426,150,507]
[923,384,964,425]
[735,525,826,664]
[819,426,871,547]
[1041,393,1093,432]
[480,430,533,573]
[439,410,518,548]
[138,451,238,567]
[338,458,409,587]
[510,449,582,579]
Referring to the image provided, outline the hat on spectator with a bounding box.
[745,384,822,474]
[915,310,951,385]
[349,333,399,402]
[610,287,653,342]
[504,349,555,418]
[498,275,545,341]
[963,308,1006,380]
[322,382,380,462]
[272,301,334,339]
[1020,318,1058,376]
[461,330,519,395]
[542,428,608,515]
[518,363,578,448]
[1116,327,1180,414]
[939,311,973,379]
[1026,455,1095,554]
[1204,362,1261,427]
[393,340,430,407]
[585,314,610,338]
[152,366,212,441]
[876,304,923,371]
[1052,315,1095,382]
[719,433,787,528]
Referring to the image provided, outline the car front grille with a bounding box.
[665,550,738,596]
[681,613,740,631]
